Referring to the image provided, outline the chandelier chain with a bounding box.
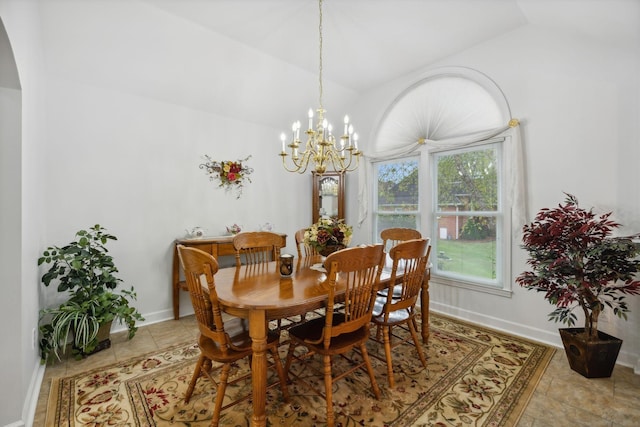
[318,0,323,110]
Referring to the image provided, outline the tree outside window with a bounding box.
[373,158,419,240]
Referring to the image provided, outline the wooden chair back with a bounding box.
[233,231,283,267]
[177,245,240,357]
[381,238,431,316]
[295,228,318,258]
[321,244,385,349]
[380,227,422,252]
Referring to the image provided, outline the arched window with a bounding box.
[366,67,523,295]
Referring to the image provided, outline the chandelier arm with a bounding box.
[281,138,319,173]
[333,147,362,173]
[341,153,358,173]
[281,152,312,174]
[280,155,302,173]
[328,148,352,172]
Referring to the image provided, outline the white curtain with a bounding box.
[357,70,527,234]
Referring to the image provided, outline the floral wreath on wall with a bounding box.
[199,155,253,199]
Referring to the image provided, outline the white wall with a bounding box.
[349,23,640,368]
[0,84,23,425]
[42,75,312,322]
[0,0,47,425]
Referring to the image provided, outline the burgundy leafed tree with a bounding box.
[516,193,640,340]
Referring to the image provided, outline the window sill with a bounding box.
[430,274,513,298]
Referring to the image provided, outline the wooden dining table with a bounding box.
[213,254,430,427]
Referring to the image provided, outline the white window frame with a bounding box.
[428,137,512,297]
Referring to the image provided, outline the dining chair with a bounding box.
[234,231,294,330]
[233,231,283,267]
[378,227,423,299]
[371,238,431,388]
[380,227,422,253]
[294,227,318,258]
[176,245,289,427]
[284,244,385,427]
[293,228,323,323]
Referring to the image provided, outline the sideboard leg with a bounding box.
[173,244,181,319]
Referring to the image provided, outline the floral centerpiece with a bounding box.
[304,217,353,256]
[200,155,253,199]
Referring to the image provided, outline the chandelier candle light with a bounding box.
[279,0,362,175]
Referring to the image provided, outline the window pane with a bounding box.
[377,214,417,230]
[436,147,497,212]
[433,144,501,285]
[376,159,419,212]
[374,158,419,241]
[436,215,497,279]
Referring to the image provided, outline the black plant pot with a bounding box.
[73,320,113,357]
[559,328,622,378]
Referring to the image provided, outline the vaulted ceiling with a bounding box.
[139,0,640,91]
[37,0,639,127]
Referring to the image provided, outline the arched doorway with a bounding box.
[0,16,24,426]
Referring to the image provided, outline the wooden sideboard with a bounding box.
[172,233,287,319]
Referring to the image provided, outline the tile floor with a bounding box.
[33,315,640,426]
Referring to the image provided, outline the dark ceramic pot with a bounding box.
[559,328,622,378]
[319,244,346,257]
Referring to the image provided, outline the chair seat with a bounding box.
[377,284,403,299]
[288,314,369,353]
[223,317,283,348]
[372,299,412,325]
[199,317,282,362]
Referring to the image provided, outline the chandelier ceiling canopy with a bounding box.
[279,0,362,175]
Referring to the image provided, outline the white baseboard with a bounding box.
[20,359,45,427]
[429,300,562,346]
[110,306,194,334]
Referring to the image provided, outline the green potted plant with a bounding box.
[516,194,640,377]
[38,224,144,363]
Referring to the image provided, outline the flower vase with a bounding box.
[319,244,346,257]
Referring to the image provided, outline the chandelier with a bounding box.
[279,0,362,175]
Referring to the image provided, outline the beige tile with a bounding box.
[65,348,118,375]
[601,390,640,426]
[516,412,535,426]
[522,391,612,427]
[113,331,159,360]
[146,320,196,348]
[546,374,615,409]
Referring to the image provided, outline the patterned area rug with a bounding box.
[46,313,554,426]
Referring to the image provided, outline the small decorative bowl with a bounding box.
[226,224,242,235]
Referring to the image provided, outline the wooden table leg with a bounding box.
[249,309,268,427]
[420,269,430,343]
[172,244,181,320]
